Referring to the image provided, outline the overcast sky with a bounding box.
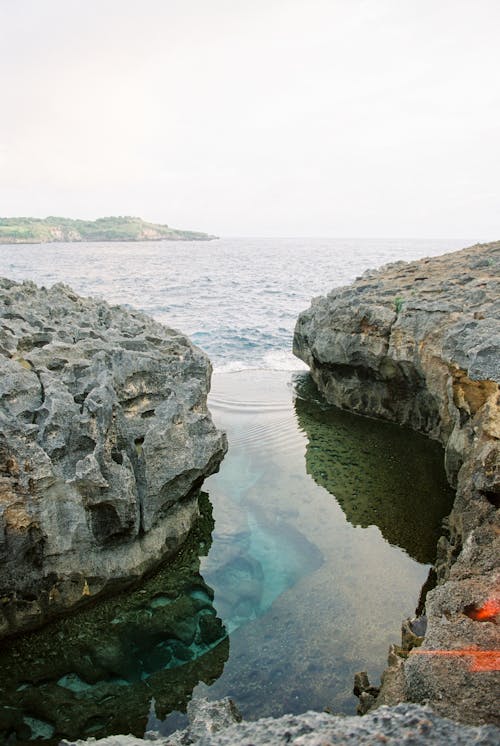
[1,0,499,238]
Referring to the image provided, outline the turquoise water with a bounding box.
[0,238,459,742]
[192,371,454,720]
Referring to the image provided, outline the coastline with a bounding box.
[0,216,217,244]
[0,236,218,245]
[294,240,500,725]
[0,241,498,743]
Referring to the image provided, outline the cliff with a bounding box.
[294,241,499,725]
[0,279,227,637]
[0,216,217,244]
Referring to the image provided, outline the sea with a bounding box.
[0,236,468,372]
[0,237,464,743]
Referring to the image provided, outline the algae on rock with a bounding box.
[0,493,229,745]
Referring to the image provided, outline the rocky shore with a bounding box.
[294,241,499,725]
[64,698,499,745]
[1,242,498,745]
[0,279,227,638]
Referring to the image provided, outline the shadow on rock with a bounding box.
[0,493,229,745]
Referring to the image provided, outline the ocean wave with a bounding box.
[0,236,465,374]
[213,349,308,374]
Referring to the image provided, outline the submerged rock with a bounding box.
[294,241,500,725]
[0,279,227,637]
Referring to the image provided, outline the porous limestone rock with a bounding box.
[294,241,500,725]
[62,699,499,745]
[0,279,227,637]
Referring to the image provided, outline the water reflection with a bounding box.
[293,373,455,564]
[197,370,454,719]
[0,495,228,745]
[0,371,457,742]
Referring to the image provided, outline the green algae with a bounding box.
[294,373,455,564]
[0,494,229,744]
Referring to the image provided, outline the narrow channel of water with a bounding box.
[0,370,454,744]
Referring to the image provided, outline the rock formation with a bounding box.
[0,495,229,744]
[294,241,499,725]
[62,698,499,745]
[0,279,227,638]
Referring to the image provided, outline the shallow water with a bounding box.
[0,371,454,743]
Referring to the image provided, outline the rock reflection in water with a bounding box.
[293,373,455,564]
[0,494,228,745]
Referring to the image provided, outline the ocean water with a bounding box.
[0,237,462,743]
[0,236,466,371]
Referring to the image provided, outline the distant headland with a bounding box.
[0,216,217,243]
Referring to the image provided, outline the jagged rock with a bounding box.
[353,672,380,715]
[401,617,426,651]
[0,279,227,637]
[160,697,242,744]
[62,700,499,745]
[294,241,500,725]
[353,671,372,697]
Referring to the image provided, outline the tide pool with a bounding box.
[0,370,454,743]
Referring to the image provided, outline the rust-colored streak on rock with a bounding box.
[359,316,380,334]
[411,648,500,672]
[452,369,497,417]
[465,597,500,624]
[3,504,33,532]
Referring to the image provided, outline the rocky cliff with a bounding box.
[294,241,499,725]
[0,279,227,638]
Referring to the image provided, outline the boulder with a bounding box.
[0,279,227,637]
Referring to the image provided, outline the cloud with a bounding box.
[1,0,499,237]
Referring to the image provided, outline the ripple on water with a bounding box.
[199,370,455,720]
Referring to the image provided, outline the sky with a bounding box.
[1,0,499,238]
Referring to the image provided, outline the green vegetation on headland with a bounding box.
[0,216,217,243]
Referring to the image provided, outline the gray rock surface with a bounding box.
[294,241,500,725]
[0,278,227,637]
[62,699,499,745]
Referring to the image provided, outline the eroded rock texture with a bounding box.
[64,699,499,745]
[0,279,227,637]
[294,241,499,725]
